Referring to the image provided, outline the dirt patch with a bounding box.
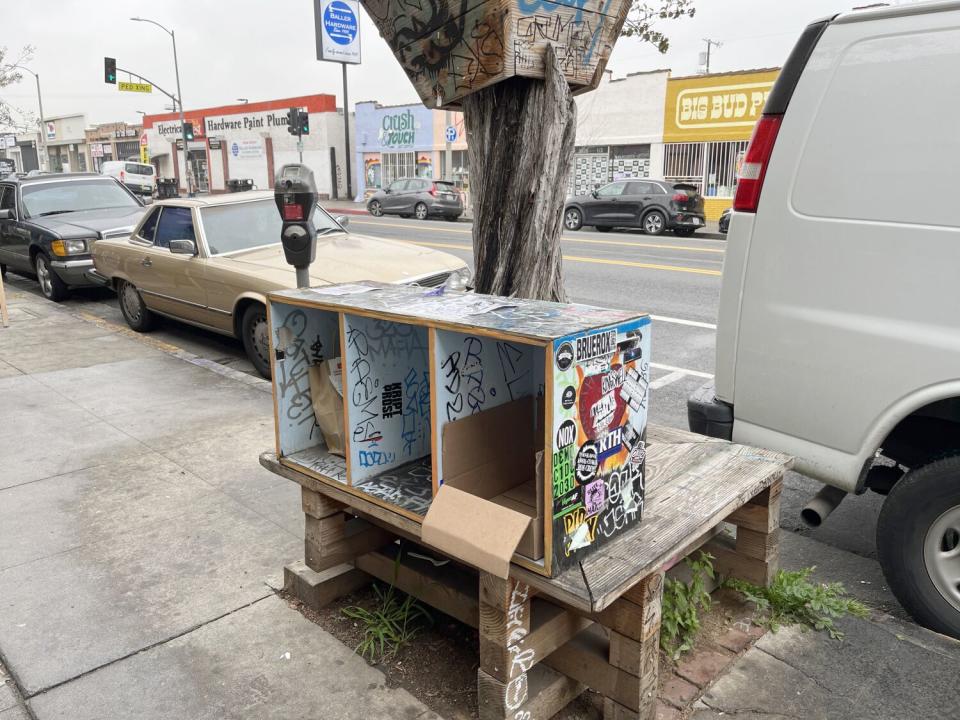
[283,580,763,720]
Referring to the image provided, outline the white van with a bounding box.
[688,1,960,638]
[100,161,155,201]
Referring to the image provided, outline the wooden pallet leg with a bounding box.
[283,559,370,611]
[600,571,664,720]
[302,488,396,573]
[710,477,783,587]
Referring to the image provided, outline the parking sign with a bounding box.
[316,0,361,64]
[445,126,457,142]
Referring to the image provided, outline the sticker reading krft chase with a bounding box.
[576,329,617,363]
[556,341,574,371]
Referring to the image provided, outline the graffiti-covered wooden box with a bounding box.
[360,0,631,108]
[267,282,650,578]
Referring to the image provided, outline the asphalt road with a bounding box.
[4,213,885,562]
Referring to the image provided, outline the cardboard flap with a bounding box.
[421,486,531,579]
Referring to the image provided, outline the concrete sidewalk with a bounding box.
[0,284,439,719]
[1,282,957,719]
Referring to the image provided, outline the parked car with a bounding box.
[718,206,731,234]
[563,179,705,236]
[100,160,156,202]
[0,173,145,301]
[687,3,960,639]
[91,191,472,378]
[367,178,463,221]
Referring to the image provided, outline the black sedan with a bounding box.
[0,173,145,301]
[563,179,705,236]
[719,206,731,234]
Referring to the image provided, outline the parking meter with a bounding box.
[274,164,318,287]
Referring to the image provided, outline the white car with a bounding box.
[688,1,960,638]
[100,160,155,201]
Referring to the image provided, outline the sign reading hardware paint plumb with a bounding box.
[315,0,362,64]
[266,281,650,578]
[359,0,632,108]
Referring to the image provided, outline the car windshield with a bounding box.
[21,179,140,217]
[199,198,344,255]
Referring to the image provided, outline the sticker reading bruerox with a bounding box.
[575,442,598,483]
[561,385,577,409]
[556,419,577,449]
[575,329,617,363]
[556,341,574,371]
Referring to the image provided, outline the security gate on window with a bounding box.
[568,153,609,196]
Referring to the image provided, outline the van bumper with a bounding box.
[687,381,734,440]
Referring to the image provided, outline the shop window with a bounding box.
[704,141,748,198]
[381,152,417,186]
[451,149,469,191]
[610,144,650,160]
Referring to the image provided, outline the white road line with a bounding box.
[649,370,687,390]
[650,362,714,380]
[651,314,718,330]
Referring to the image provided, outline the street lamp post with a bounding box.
[11,65,46,172]
[130,17,191,196]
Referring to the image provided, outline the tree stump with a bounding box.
[464,45,575,302]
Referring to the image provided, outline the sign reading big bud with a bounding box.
[359,0,631,108]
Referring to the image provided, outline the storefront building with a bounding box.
[662,68,780,220]
[85,122,143,172]
[354,101,468,200]
[569,69,670,196]
[44,114,89,173]
[143,95,352,197]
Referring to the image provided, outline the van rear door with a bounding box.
[728,7,960,486]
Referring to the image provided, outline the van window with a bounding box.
[125,163,154,176]
[153,207,195,249]
[792,29,960,227]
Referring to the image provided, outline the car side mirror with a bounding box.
[335,215,349,228]
[591,190,598,199]
[0,209,11,220]
[169,239,197,255]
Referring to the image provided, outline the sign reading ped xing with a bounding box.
[118,81,152,94]
[315,0,361,64]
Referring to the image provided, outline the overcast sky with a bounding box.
[1,0,885,128]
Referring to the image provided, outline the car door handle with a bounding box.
[141,257,152,268]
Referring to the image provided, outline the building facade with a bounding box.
[43,114,89,173]
[569,69,670,196]
[143,95,353,197]
[354,101,468,200]
[662,68,780,220]
[85,122,144,172]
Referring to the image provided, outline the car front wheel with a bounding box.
[414,202,428,220]
[877,454,960,639]
[564,208,583,231]
[642,210,666,236]
[34,253,69,302]
[241,303,272,379]
[368,200,383,217]
[117,279,157,331]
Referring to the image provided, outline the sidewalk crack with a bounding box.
[23,593,275,700]
[754,645,835,695]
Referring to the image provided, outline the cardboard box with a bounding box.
[422,397,545,577]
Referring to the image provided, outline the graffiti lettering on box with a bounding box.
[402,367,430,456]
[382,382,402,419]
[347,326,382,445]
[441,335,486,420]
[601,365,625,394]
[576,328,616,362]
[355,461,433,514]
[563,506,598,555]
[275,309,318,436]
[597,425,623,462]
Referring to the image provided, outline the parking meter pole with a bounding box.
[342,62,352,199]
[296,267,310,289]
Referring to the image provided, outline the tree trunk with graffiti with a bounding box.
[463,45,575,303]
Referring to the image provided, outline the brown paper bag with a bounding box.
[309,358,346,457]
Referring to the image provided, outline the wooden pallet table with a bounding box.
[261,424,791,720]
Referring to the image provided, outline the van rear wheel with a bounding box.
[877,454,960,639]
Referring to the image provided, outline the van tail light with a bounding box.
[120,170,125,182]
[428,183,438,197]
[733,114,783,213]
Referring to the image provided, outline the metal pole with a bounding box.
[34,74,46,172]
[341,62,352,199]
[295,266,310,288]
[171,29,191,196]
[444,109,452,180]
[705,41,711,74]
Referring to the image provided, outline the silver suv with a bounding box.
[367,178,463,221]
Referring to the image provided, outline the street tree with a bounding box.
[463,0,695,300]
[0,46,36,131]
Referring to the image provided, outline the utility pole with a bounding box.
[702,38,722,74]
[131,17,192,196]
[342,63,352,199]
[11,66,46,171]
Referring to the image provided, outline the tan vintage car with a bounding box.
[91,191,471,377]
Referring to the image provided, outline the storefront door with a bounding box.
[188,150,209,193]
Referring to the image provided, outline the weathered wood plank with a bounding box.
[301,487,347,519]
[735,527,779,562]
[478,664,583,720]
[304,515,396,572]
[283,560,371,611]
[706,535,778,587]
[726,501,779,534]
[543,626,641,712]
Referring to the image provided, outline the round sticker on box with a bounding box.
[575,442,598,484]
[556,341,574,371]
[556,419,577,449]
[561,385,576,409]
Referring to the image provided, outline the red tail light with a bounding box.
[672,192,687,203]
[428,183,438,197]
[733,114,782,213]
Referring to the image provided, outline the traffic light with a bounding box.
[183,122,194,141]
[286,108,299,136]
[299,110,309,136]
[104,57,116,84]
